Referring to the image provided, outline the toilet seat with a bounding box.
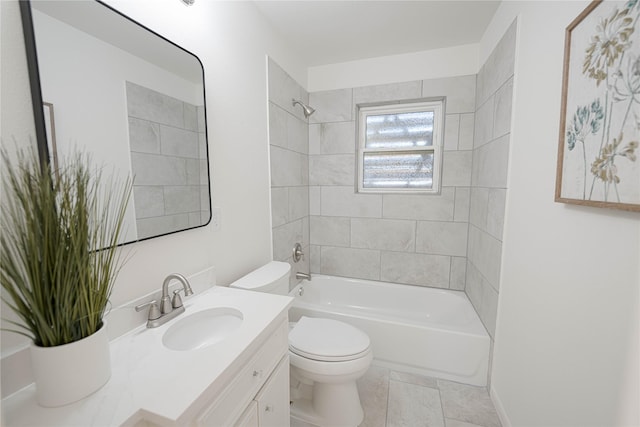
[289,317,370,362]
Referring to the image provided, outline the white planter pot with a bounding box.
[29,322,111,407]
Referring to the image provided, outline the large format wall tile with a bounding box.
[353,81,422,106]
[442,151,473,187]
[270,146,308,187]
[416,221,468,257]
[309,88,353,124]
[471,134,510,189]
[310,216,351,247]
[383,188,455,221]
[321,186,382,218]
[321,246,381,280]
[381,252,450,288]
[126,81,184,128]
[309,122,356,155]
[309,154,355,186]
[351,218,416,252]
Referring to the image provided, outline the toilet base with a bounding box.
[290,380,364,427]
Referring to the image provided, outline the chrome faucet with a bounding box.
[135,273,194,328]
[296,272,311,281]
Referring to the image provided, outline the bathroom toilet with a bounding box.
[229,261,372,427]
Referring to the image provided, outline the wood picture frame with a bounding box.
[555,0,640,212]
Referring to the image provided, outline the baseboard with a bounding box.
[490,387,512,427]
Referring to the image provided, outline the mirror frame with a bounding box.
[19,0,212,246]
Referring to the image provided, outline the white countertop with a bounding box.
[2,286,293,427]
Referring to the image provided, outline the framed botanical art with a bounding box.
[556,0,640,212]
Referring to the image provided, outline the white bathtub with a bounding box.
[288,275,490,386]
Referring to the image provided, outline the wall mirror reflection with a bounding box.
[23,0,211,246]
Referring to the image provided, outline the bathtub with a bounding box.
[288,275,490,386]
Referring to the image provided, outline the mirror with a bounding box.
[20,0,211,246]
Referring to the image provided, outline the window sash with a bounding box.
[357,100,444,194]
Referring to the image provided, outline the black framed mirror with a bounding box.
[20,0,211,247]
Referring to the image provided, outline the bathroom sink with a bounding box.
[162,307,243,351]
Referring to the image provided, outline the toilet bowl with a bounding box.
[229,261,372,427]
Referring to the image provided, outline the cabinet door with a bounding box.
[235,401,259,427]
[255,356,290,427]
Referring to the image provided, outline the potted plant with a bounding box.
[0,148,131,407]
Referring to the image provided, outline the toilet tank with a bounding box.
[228,261,291,295]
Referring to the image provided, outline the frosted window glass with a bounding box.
[365,111,434,149]
[363,151,434,189]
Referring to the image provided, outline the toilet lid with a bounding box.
[289,317,370,362]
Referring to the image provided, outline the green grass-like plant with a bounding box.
[0,148,132,347]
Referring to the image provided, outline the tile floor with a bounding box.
[291,365,502,427]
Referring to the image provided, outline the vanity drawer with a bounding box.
[196,319,288,427]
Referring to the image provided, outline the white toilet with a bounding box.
[229,261,372,427]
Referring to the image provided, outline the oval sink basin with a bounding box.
[162,307,243,351]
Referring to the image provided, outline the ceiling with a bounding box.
[253,1,501,67]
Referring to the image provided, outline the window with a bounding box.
[357,99,444,194]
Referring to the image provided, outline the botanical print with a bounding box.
[558,0,640,210]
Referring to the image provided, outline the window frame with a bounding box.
[356,98,445,194]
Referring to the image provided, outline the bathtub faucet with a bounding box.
[296,272,312,281]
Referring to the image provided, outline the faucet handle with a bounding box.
[135,300,161,320]
[172,289,185,309]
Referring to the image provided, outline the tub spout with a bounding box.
[296,272,312,281]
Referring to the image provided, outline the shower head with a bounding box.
[292,99,316,118]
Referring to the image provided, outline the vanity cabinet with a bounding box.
[196,318,290,427]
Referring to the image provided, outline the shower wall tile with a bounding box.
[183,103,198,132]
[321,246,381,281]
[486,189,507,241]
[309,186,321,215]
[381,252,450,288]
[130,153,187,186]
[133,186,164,218]
[288,186,309,222]
[493,77,514,139]
[160,125,199,158]
[442,151,473,187]
[351,218,416,252]
[164,186,201,215]
[469,187,489,230]
[308,75,478,290]
[471,135,510,189]
[421,75,476,114]
[383,188,455,221]
[309,122,356,155]
[309,245,321,273]
[197,106,206,133]
[416,221,468,257]
[320,186,382,218]
[476,20,517,108]
[128,118,160,153]
[273,219,304,261]
[309,154,355,186]
[353,81,422,106]
[310,216,351,247]
[271,187,288,228]
[269,103,288,149]
[458,113,476,151]
[454,187,471,223]
[473,99,494,149]
[270,146,308,187]
[126,81,184,128]
[185,159,201,185]
[287,112,309,154]
[268,59,310,274]
[444,114,460,151]
[309,88,353,123]
[268,58,309,121]
[450,257,467,291]
[467,226,502,292]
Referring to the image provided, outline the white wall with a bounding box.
[0,0,305,357]
[308,43,479,92]
[485,2,640,426]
